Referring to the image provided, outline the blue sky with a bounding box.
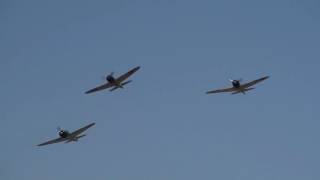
[1,0,320,179]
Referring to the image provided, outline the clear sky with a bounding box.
[1,0,320,179]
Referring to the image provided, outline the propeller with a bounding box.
[57,126,62,132]
[229,78,242,82]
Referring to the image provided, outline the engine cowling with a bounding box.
[59,130,69,138]
[106,75,115,83]
[232,80,240,88]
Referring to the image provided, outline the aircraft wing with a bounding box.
[206,87,236,94]
[69,123,95,138]
[116,66,140,83]
[37,137,67,146]
[241,76,269,88]
[85,82,113,94]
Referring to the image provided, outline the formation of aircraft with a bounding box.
[37,123,95,146]
[206,76,269,95]
[85,66,140,94]
[37,65,270,147]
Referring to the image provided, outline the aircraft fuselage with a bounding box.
[107,75,124,88]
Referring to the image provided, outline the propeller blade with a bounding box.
[229,78,243,82]
[57,126,62,132]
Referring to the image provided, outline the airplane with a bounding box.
[85,66,140,94]
[37,122,95,146]
[206,76,269,95]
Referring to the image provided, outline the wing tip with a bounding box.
[263,75,270,79]
[87,122,96,127]
[133,66,141,71]
[85,90,94,94]
[37,143,46,147]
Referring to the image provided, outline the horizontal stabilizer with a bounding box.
[64,135,86,143]
[244,87,255,92]
[231,91,242,95]
[121,80,132,86]
[110,86,119,92]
